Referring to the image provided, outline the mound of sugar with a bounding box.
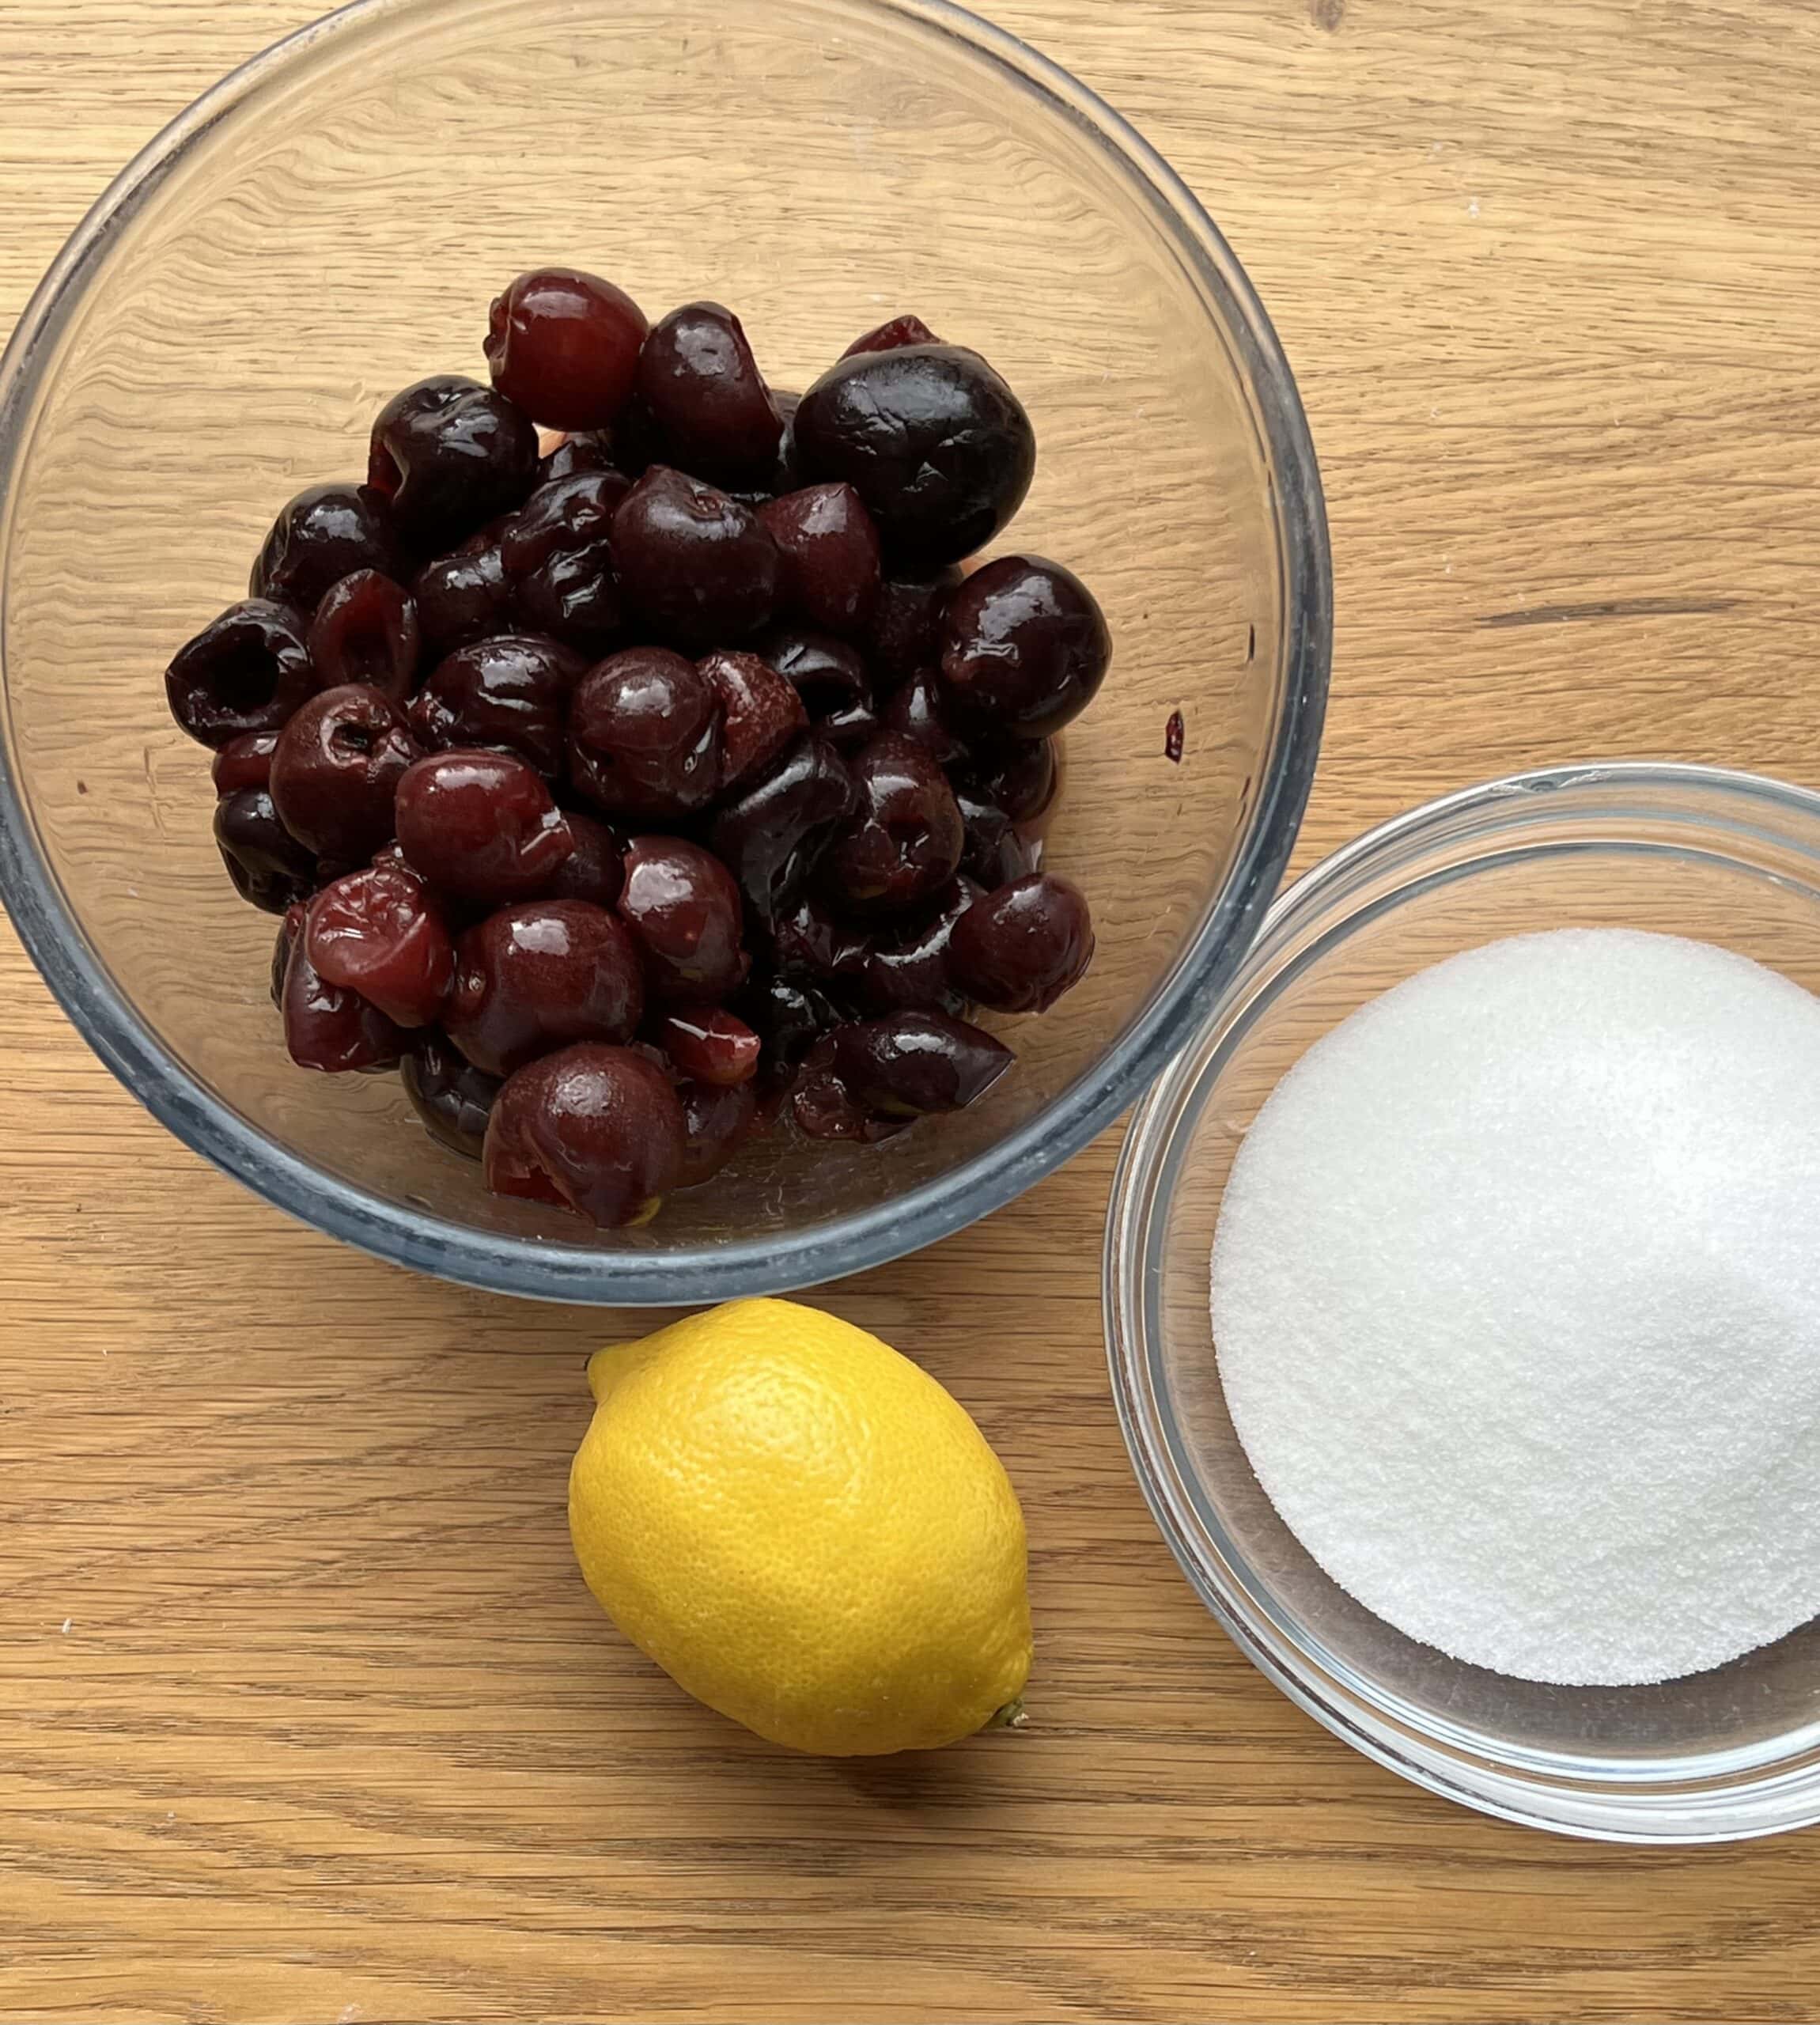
[1210,928,1820,1686]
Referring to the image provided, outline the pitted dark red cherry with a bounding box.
[176,274,1109,1230]
[486,267,649,430]
[485,1043,686,1226]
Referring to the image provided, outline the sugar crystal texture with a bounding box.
[1210,928,1820,1686]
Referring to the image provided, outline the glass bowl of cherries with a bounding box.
[0,0,1328,1303]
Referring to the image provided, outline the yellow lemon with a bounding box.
[569,1296,1031,1755]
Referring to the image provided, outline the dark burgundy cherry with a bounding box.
[831,1009,1013,1115]
[634,301,781,485]
[756,626,876,746]
[407,634,583,776]
[166,600,315,749]
[485,267,649,430]
[273,903,305,1007]
[211,729,282,795]
[770,889,868,988]
[402,1028,502,1158]
[368,375,539,551]
[307,570,420,699]
[395,749,573,907]
[955,781,1046,887]
[269,684,417,861]
[446,900,644,1077]
[568,646,723,816]
[252,483,401,611]
[617,838,748,1001]
[941,555,1111,740]
[736,971,845,1092]
[948,872,1094,1013]
[502,471,629,652]
[660,1006,762,1088]
[500,470,628,573]
[484,1043,686,1226]
[859,879,978,1016]
[842,314,940,357]
[961,735,1059,829]
[709,735,855,922]
[868,567,962,687]
[698,648,807,790]
[611,466,779,645]
[281,934,406,1073]
[881,665,966,766]
[794,344,1035,568]
[305,861,454,1028]
[825,731,963,914]
[789,1034,910,1143]
[411,531,516,660]
[759,483,881,636]
[675,1077,759,1188]
[537,429,623,484]
[542,812,626,908]
[214,788,317,915]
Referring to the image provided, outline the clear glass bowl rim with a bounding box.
[1103,760,1820,1843]
[0,0,1330,1304]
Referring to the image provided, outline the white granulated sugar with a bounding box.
[1210,928,1820,1687]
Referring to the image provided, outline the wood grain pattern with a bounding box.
[5,2,1820,2019]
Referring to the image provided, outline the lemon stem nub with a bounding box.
[985,1698,1028,1732]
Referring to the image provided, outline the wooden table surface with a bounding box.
[6,2,1820,2019]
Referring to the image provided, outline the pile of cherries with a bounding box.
[167,270,1109,1228]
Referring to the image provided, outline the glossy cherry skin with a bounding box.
[769,889,868,990]
[214,788,318,914]
[709,735,855,922]
[635,301,781,485]
[675,1077,759,1188]
[402,1028,501,1158]
[759,483,881,636]
[959,736,1060,828]
[538,430,623,484]
[842,314,940,357]
[252,483,402,611]
[698,648,807,790]
[831,1009,1013,1115]
[542,812,626,909]
[660,1005,762,1087]
[446,900,645,1077]
[305,861,454,1027]
[211,729,282,795]
[736,971,845,1092]
[955,781,1046,888]
[756,626,876,747]
[501,469,628,650]
[858,878,978,1016]
[280,934,407,1073]
[824,732,963,914]
[948,872,1093,1012]
[940,555,1111,740]
[307,570,420,699]
[485,267,649,430]
[868,567,962,688]
[611,466,779,645]
[568,646,723,816]
[789,1035,912,1142]
[273,903,305,1006]
[407,634,583,777]
[794,344,1035,568]
[881,665,967,766]
[368,375,540,551]
[395,749,574,907]
[617,837,748,1001]
[166,600,316,748]
[411,530,516,660]
[269,684,418,861]
[483,1042,686,1226]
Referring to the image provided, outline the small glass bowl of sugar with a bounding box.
[1105,761,1820,1842]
